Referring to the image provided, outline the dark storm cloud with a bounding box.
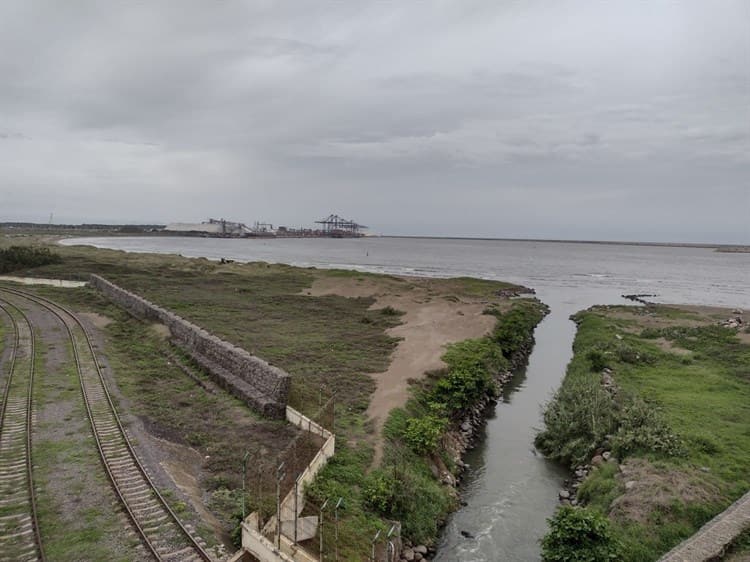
[1,0,748,242]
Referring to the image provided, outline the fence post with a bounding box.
[241,451,250,520]
[386,524,397,562]
[276,461,285,549]
[371,529,381,562]
[334,497,343,562]
[293,479,299,545]
[319,499,329,560]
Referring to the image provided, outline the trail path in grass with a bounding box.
[305,275,504,467]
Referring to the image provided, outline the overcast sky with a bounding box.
[1,1,748,242]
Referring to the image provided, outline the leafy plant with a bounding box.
[586,349,610,372]
[541,506,623,561]
[403,415,448,455]
[535,376,618,467]
[610,398,685,458]
[362,470,398,514]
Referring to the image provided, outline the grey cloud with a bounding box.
[1,0,748,242]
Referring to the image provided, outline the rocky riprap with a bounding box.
[719,310,744,329]
[398,543,433,562]
[559,450,618,507]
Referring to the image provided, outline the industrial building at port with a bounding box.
[163,214,367,238]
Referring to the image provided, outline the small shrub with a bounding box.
[492,301,547,357]
[403,415,448,455]
[541,506,623,561]
[610,399,685,458]
[380,306,400,316]
[614,343,654,364]
[586,349,610,372]
[363,470,398,514]
[640,328,661,339]
[535,376,617,467]
[433,367,494,413]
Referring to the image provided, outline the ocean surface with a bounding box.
[60,236,750,561]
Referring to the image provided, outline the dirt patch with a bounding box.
[150,322,171,339]
[655,337,693,356]
[155,436,229,544]
[610,459,723,525]
[78,311,113,329]
[305,274,511,466]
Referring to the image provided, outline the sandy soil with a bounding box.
[156,436,229,544]
[0,275,87,287]
[305,275,510,466]
[78,311,113,329]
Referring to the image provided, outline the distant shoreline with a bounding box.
[2,224,747,251]
[380,235,750,251]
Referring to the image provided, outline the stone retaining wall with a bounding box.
[658,489,750,561]
[89,274,290,418]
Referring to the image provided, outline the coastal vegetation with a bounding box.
[0,234,547,557]
[0,245,61,273]
[536,304,750,561]
[308,298,547,554]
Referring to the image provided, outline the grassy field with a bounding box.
[0,234,545,555]
[536,304,750,560]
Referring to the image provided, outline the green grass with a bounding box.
[11,241,403,421]
[0,235,544,554]
[31,286,299,533]
[537,305,750,561]
[723,527,750,559]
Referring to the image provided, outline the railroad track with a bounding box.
[0,298,44,562]
[0,287,212,562]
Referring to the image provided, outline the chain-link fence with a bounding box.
[301,496,402,562]
[241,390,402,561]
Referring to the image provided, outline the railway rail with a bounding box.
[0,287,212,562]
[0,298,44,562]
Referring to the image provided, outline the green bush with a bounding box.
[380,306,401,316]
[362,470,398,514]
[363,462,452,543]
[610,398,685,458]
[442,337,508,375]
[535,375,618,467]
[492,300,548,357]
[403,415,448,455]
[586,349,610,372]
[0,245,62,273]
[433,367,494,413]
[541,506,623,561]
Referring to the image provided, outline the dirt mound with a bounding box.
[610,459,723,525]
